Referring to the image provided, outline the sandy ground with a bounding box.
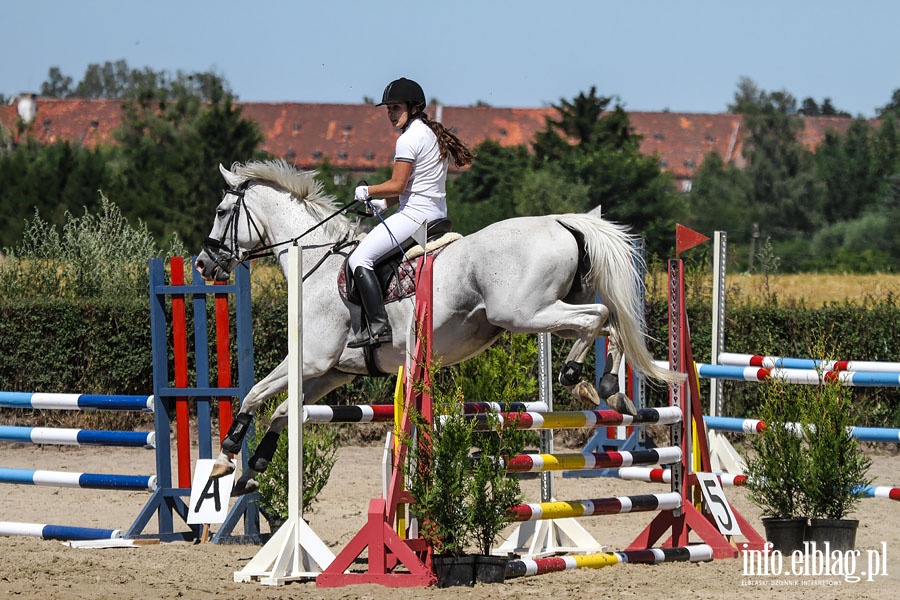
[1,439,899,600]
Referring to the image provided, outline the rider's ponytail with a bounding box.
[416,112,476,169]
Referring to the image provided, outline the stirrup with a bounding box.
[347,327,392,348]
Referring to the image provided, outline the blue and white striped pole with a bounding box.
[0,392,154,411]
[0,425,155,448]
[0,468,156,491]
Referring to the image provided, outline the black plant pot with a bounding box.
[762,517,807,554]
[805,518,859,552]
[474,554,509,584]
[432,554,475,587]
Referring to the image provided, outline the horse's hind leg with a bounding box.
[595,340,636,415]
[513,300,636,416]
[558,331,635,415]
[493,300,610,407]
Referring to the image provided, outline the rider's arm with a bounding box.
[365,159,412,204]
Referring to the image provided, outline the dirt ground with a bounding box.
[1,439,899,600]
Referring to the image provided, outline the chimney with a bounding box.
[16,93,37,124]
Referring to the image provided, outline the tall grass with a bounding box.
[0,193,185,299]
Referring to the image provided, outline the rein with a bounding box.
[202,181,367,280]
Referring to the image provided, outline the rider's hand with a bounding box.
[354,185,370,202]
[369,199,388,214]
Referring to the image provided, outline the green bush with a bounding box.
[405,383,474,556]
[0,194,185,299]
[802,377,873,520]
[744,369,874,521]
[744,376,809,519]
[249,394,340,525]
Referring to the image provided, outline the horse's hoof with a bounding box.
[209,459,236,479]
[572,381,601,406]
[607,392,637,416]
[231,477,259,497]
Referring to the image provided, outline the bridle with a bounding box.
[201,181,367,280]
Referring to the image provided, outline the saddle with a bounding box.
[338,218,458,305]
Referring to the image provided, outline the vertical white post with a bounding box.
[710,231,726,419]
[707,231,746,473]
[538,332,554,503]
[234,244,335,585]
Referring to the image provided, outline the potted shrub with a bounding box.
[405,384,477,587]
[404,337,535,586]
[456,335,534,583]
[744,376,810,553]
[469,411,526,583]
[800,375,872,552]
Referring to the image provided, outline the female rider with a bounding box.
[347,77,474,348]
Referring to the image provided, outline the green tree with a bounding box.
[74,60,142,98]
[447,140,532,234]
[731,79,825,240]
[532,88,685,256]
[39,61,230,101]
[814,119,881,224]
[533,87,634,160]
[799,97,851,117]
[110,75,264,248]
[687,151,753,238]
[511,165,590,216]
[0,139,115,249]
[39,67,74,98]
[874,115,900,180]
[876,88,900,118]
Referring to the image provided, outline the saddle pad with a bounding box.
[338,243,452,305]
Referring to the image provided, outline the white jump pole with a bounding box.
[234,244,335,585]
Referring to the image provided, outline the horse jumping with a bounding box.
[194,160,681,494]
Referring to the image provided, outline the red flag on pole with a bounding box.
[675,224,710,256]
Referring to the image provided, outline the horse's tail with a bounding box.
[554,214,684,385]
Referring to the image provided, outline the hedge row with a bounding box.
[1,295,897,428]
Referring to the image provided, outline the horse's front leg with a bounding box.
[229,368,357,496]
[210,357,289,478]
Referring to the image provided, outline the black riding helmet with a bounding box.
[377,77,426,113]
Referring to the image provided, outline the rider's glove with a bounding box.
[354,185,370,202]
[368,199,388,214]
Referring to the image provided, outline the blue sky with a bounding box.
[5,1,899,117]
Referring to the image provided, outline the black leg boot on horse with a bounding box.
[347,266,392,348]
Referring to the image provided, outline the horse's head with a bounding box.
[196,160,350,281]
[195,164,267,282]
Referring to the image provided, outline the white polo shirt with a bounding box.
[394,119,449,220]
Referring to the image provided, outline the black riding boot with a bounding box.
[347,266,392,348]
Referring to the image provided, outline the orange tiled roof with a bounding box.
[0,97,865,181]
[1,98,120,147]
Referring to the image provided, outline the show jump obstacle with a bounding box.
[234,244,439,586]
[130,256,259,543]
[233,245,335,585]
[234,237,763,588]
[627,257,766,559]
[316,248,438,587]
[0,256,258,543]
[0,391,155,541]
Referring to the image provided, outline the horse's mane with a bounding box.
[229,159,343,225]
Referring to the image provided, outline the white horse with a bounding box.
[195,159,681,494]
